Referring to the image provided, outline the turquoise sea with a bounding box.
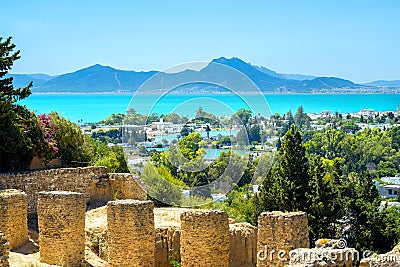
[19,93,400,123]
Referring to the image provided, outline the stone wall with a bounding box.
[257,211,310,267]
[155,226,181,267]
[180,210,230,267]
[0,167,147,215]
[0,189,28,249]
[0,231,9,267]
[0,167,107,214]
[107,200,155,267]
[38,191,86,266]
[89,173,147,206]
[229,223,257,267]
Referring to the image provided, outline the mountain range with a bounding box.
[8,57,399,93]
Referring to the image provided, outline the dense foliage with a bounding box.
[0,37,129,173]
[250,125,400,254]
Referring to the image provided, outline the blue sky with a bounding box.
[1,0,399,83]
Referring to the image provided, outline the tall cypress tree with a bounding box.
[253,124,310,217]
[278,124,310,211]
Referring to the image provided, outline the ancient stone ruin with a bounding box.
[229,222,258,267]
[0,231,9,267]
[37,191,86,266]
[180,210,230,267]
[0,189,28,249]
[257,211,310,267]
[107,199,155,267]
[0,167,147,215]
[2,166,399,267]
[360,242,400,266]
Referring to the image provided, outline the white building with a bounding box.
[381,176,400,185]
[360,109,375,117]
[152,118,173,131]
[378,184,400,199]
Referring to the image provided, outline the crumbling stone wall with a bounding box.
[257,211,310,267]
[180,210,230,267]
[0,189,28,249]
[107,200,155,267]
[155,226,181,267]
[89,173,147,206]
[0,231,9,267]
[0,167,147,215]
[229,222,257,267]
[0,167,107,214]
[38,191,86,266]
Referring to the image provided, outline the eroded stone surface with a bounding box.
[0,189,28,249]
[107,200,155,267]
[0,231,10,267]
[257,211,310,267]
[180,210,230,267]
[37,191,86,266]
[229,222,257,267]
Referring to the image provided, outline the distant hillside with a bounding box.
[363,80,400,87]
[9,57,380,93]
[7,73,53,88]
[252,65,317,81]
[282,73,317,81]
[302,77,356,89]
[30,64,157,93]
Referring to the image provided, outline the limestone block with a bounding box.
[0,189,28,249]
[109,173,147,200]
[180,210,230,267]
[107,199,155,267]
[154,226,181,267]
[38,191,86,266]
[0,231,10,267]
[229,222,257,267]
[257,211,310,267]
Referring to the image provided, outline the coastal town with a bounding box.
[79,106,400,203]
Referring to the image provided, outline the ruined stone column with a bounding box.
[107,200,155,267]
[38,191,86,266]
[229,222,257,267]
[0,231,10,267]
[180,210,230,267]
[257,211,310,267]
[0,189,28,249]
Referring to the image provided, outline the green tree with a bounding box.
[164,112,183,124]
[140,163,182,207]
[278,125,310,211]
[341,172,398,253]
[0,37,33,171]
[294,105,311,130]
[253,125,310,219]
[306,156,338,242]
[251,157,286,224]
[248,124,261,143]
[233,108,252,127]
[178,132,204,160]
[49,111,87,165]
